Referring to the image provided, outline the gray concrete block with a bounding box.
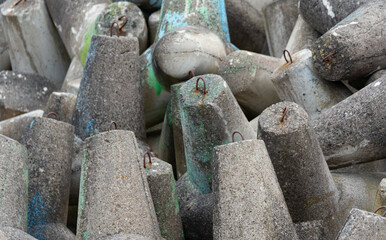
[0,4,10,71]
[72,35,146,141]
[61,57,83,94]
[258,101,340,238]
[336,208,386,239]
[0,135,28,231]
[312,76,386,168]
[272,49,351,119]
[374,178,386,211]
[145,157,184,240]
[148,10,160,45]
[331,159,386,173]
[44,92,77,124]
[158,103,176,174]
[311,0,386,82]
[112,0,162,9]
[19,117,74,238]
[103,233,153,240]
[295,220,326,240]
[367,70,386,86]
[37,223,75,240]
[179,74,255,194]
[218,50,281,118]
[0,71,55,121]
[77,130,161,239]
[176,173,200,212]
[213,139,299,240]
[0,226,37,240]
[1,0,70,89]
[0,110,43,140]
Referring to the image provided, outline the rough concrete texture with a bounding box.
[284,15,321,55]
[176,173,201,211]
[45,0,111,58]
[153,26,227,90]
[1,0,70,89]
[0,110,43,140]
[158,103,176,174]
[331,159,386,173]
[263,0,298,57]
[80,1,148,65]
[213,139,299,240]
[77,130,161,239]
[272,49,351,119]
[312,0,386,82]
[44,92,77,123]
[312,76,386,168]
[148,10,160,44]
[0,5,11,71]
[366,69,386,86]
[0,71,55,121]
[249,116,259,137]
[112,0,162,9]
[374,179,386,211]
[170,83,187,178]
[0,226,37,240]
[332,173,386,221]
[38,223,75,240]
[140,46,171,128]
[155,0,230,42]
[145,123,163,156]
[179,74,255,194]
[103,233,154,240]
[72,35,146,141]
[70,136,84,206]
[225,0,265,53]
[0,135,28,231]
[299,0,368,34]
[258,102,340,237]
[218,50,281,118]
[19,117,74,239]
[336,208,386,239]
[61,57,83,94]
[145,158,184,240]
[295,220,326,240]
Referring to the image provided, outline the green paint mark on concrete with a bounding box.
[83,231,90,239]
[251,65,258,73]
[168,111,173,126]
[80,20,97,66]
[224,66,246,74]
[146,66,163,96]
[197,6,209,22]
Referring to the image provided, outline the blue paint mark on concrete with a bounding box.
[86,120,98,135]
[218,0,230,42]
[28,192,48,240]
[30,120,35,129]
[158,11,189,39]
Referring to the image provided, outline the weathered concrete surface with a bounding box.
[218,50,281,118]
[19,117,74,239]
[366,69,386,86]
[69,136,84,206]
[72,35,146,140]
[103,233,154,240]
[45,0,111,58]
[37,223,75,240]
[295,220,326,240]
[258,102,340,238]
[158,103,175,173]
[225,0,265,53]
[153,26,227,90]
[299,0,368,34]
[284,15,321,55]
[1,0,70,89]
[0,110,43,140]
[336,208,386,239]
[112,0,162,9]
[0,135,28,231]
[145,158,184,240]
[0,71,55,120]
[179,74,255,194]
[0,5,11,71]
[61,57,83,94]
[0,226,37,240]
[263,0,298,57]
[312,0,386,82]
[312,76,386,168]
[213,139,298,240]
[272,49,351,119]
[80,1,148,65]
[374,178,386,211]
[331,159,386,173]
[44,92,77,123]
[148,10,160,44]
[77,130,161,239]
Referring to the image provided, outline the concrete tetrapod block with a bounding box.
[158,103,176,174]
[213,139,299,240]
[218,50,281,118]
[44,92,77,124]
[299,0,369,34]
[1,0,70,89]
[366,70,386,86]
[0,71,55,121]
[263,0,298,58]
[374,179,386,211]
[102,233,154,240]
[45,0,111,58]
[179,74,255,194]
[311,0,386,82]
[112,0,162,9]
[0,135,28,231]
[295,220,325,240]
[61,57,83,94]
[258,101,341,238]
[0,110,43,140]
[272,49,351,119]
[37,223,75,240]
[0,226,37,240]
[170,83,187,178]
[148,10,160,45]
[312,76,386,168]
[72,35,146,141]
[336,208,386,240]
[145,157,184,240]
[0,5,10,71]
[19,117,74,239]
[77,130,161,239]
[80,1,148,65]
[331,159,386,173]
[284,15,321,55]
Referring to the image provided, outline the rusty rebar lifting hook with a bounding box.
[46,112,59,120]
[283,50,293,64]
[195,77,207,94]
[281,107,288,124]
[232,131,245,143]
[110,22,120,37]
[143,152,152,169]
[109,121,118,131]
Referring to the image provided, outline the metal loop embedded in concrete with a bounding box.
[46,112,58,120]
[110,22,119,37]
[188,70,195,79]
[195,77,207,94]
[118,15,128,31]
[322,51,337,63]
[374,206,386,216]
[283,50,293,63]
[12,0,25,8]
[143,152,152,169]
[281,107,289,124]
[109,121,118,131]
[231,131,244,143]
